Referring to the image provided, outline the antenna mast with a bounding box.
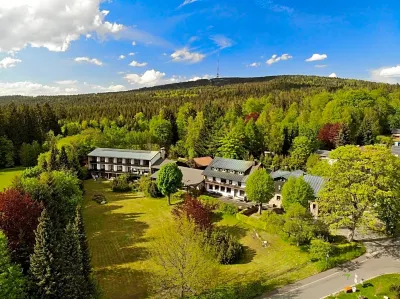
[216,52,220,78]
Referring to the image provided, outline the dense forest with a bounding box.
[1,75,400,171]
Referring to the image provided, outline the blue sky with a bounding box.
[0,0,400,95]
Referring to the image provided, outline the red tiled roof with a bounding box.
[193,156,213,167]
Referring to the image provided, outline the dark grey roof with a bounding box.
[151,158,175,169]
[208,157,254,172]
[152,166,204,187]
[270,170,324,197]
[270,170,305,180]
[202,169,248,183]
[392,129,400,134]
[88,148,159,160]
[303,175,324,197]
[392,146,400,157]
[316,149,331,158]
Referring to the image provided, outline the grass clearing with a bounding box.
[0,167,25,190]
[83,181,358,298]
[328,274,400,298]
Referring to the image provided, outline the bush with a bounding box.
[208,229,243,264]
[172,196,213,231]
[171,190,186,202]
[390,284,400,296]
[309,239,333,261]
[138,175,151,194]
[92,193,107,204]
[112,175,132,192]
[198,195,221,210]
[218,203,238,215]
[148,182,162,198]
[194,280,265,299]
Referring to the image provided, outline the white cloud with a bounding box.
[171,48,205,63]
[74,57,103,66]
[128,52,136,56]
[0,57,22,69]
[189,74,212,81]
[210,35,234,49]
[315,64,327,68]
[370,65,400,84]
[379,65,400,77]
[247,62,260,67]
[124,69,166,86]
[0,0,124,53]
[129,60,148,67]
[55,80,78,85]
[132,41,137,46]
[118,55,126,60]
[266,54,292,65]
[306,54,328,62]
[178,0,198,8]
[328,73,337,78]
[0,80,128,96]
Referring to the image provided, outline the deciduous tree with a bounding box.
[245,168,275,214]
[281,176,315,210]
[157,163,183,205]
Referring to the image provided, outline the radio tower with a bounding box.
[216,52,220,78]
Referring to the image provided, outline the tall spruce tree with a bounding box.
[30,209,61,298]
[59,146,69,169]
[48,146,59,171]
[75,207,96,297]
[60,220,85,298]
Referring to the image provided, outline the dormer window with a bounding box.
[238,171,244,175]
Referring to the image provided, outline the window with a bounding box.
[221,178,226,184]
[101,164,105,170]
[222,169,226,172]
[230,170,235,174]
[100,157,105,162]
[117,158,122,164]
[227,187,231,193]
[213,177,216,182]
[240,190,245,196]
[143,160,150,166]
[108,165,113,171]
[312,203,316,210]
[277,195,281,201]
[229,180,232,185]
[238,182,242,187]
[214,185,219,191]
[91,164,98,170]
[238,171,244,175]
[117,166,122,171]
[221,186,225,192]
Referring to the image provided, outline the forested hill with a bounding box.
[0,75,398,121]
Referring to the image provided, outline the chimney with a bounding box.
[160,147,166,160]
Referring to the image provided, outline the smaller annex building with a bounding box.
[151,166,204,191]
[202,157,261,200]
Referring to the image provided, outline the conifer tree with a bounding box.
[74,207,96,297]
[48,146,59,171]
[59,146,69,169]
[60,220,85,298]
[30,209,61,298]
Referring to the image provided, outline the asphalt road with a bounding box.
[260,237,400,299]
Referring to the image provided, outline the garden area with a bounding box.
[82,179,366,299]
[328,274,400,298]
[0,167,24,190]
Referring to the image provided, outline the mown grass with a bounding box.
[0,167,25,190]
[83,181,323,298]
[328,274,400,298]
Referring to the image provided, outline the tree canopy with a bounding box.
[245,168,275,214]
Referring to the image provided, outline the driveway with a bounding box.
[260,237,400,299]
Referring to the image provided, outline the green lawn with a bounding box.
[83,180,322,299]
[328,274,400,298]
[0,167,25,190]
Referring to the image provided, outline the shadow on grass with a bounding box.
[238,246,257,264]
[218,225,248,239]
[95,267,153,299]
[211,211,224,223]
[85,203,150,268]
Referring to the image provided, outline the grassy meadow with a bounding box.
[82,180,321,299]
[0,167,25,190]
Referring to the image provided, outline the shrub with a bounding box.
[309,239,333,261]
[148,182,162,198]
[92,194,107,204]
[172,196,213,231]
[218,203,238,215]
[171,190,186,202]
[138,175,151,195]
[198,195,221,210]
[111,175,131,192]
[390,284,400,296]
[208,229,243,264]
